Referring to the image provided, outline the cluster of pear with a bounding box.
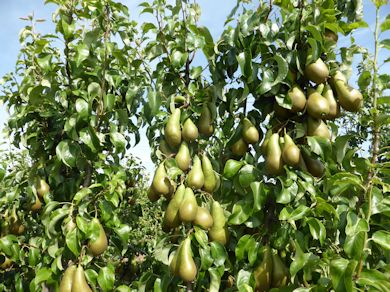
[254,246,290,292]
[231,118,261,156]
[59,264,92,292]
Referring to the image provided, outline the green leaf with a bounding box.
[250,181,269,212]
[280,205,310,222]
[237,50,253,80]
[306,218,326,246]
[210,241,227,266]
[194,226,208,248]
[76,43,89,66]
[381,18,390,32]
[236,269,252,291]
[379,39,390,50]
[329,173,364,196]
[344,231,366,260]
[197,26,214,58]
[75,98,89,119]
[110,131,126,153]
[356,269,390,291]
[208,266,224,292]
[235,235,256,262]
[103,93,115,112]
[171,50,188,68]
[372,230,390,250]
[307,136,332,159]
[229,200,252,225]
[56,140,80,167]
[88,82,102,100]
[98,265,115,292]
[330,258,357,292]
[66,228,80,257]
[272,55,288,85]
[238,165,257,188]
[223,159,245,179]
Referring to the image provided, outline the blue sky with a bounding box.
[0,0,388,174]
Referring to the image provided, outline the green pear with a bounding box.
[194,207,213,229]
[329,70,347,88]
[88,218,108,256]
[187,155,204,190]
[179,188,198,223]
[182,118,199,142]
[223,159,245,179]
[71,265,92,292]
[334,80,363,112]
[209,201,229,245]
[60,265,76,292]
[152,163,172,196]
[288,84,306,112]
[282,134,301,167]
[198,103,214,136]
[164,185,185,228]
[209,227,230,246]
[254,246,272,292]
[178,237,197,282]
[169,244,181,276]
[165,108,181,148]
[147,185,160,202]
[31,195,42,212]
[306,90,330,119]
[175,142,191,171]
[265,133,284,175]
[307,117,331,140]
[202,154,217,193]
[261,130,272,155]
[271,252,290,288]
[231,138,248,156]
[36,178,50,198]
[323,84,340,119]
[242,118,259,144]
[305,58,329,84]
[302,151,325,178]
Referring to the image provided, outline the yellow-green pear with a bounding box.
[231,138,248,156]
[71,265,92,292]
[152,163,172,196]
[169,244,181,276]
[182,118,199,142]
[179,188,198,223]
[194,207,213,229]
[329,70,348,88]
[265,133,284,175]
[323,84,340,119]
[271,252,290,288]
[177,237,197,282]
[209,201,229,245]
[36,178,50,198]
[306,89,330,119]
[60,265,76,292]
[165,108,181,148]
[334,80,363,112]
[198,104,214,136]
[261,130,272,155]
[202,154,217,193]
[242,118,260,144]
[305,58,329,84]
[88,218,108,256]
[282,134,301,167]
[288,84,306,112]
[164,185,185,228]
[187,155,204,190]
[254,246,273,292]
[175,142,191,171]
[307,117,331,140]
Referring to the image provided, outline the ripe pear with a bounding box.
[265,133,284,175]
[175,142,191,171]
[261,130,272,155]
[254,246,272,292]
[194,207,213,229]
[209,201,229,245]
[164,185,185,228]
[282,134,301,167]
[182,118,199,142]
[60,265,76,292]
[36,178,50,197]
[306,90,330,119]
[202,154,217,193]
[88,218,108,256]
[165,108,181,148]
[147,185,160,202]
[72,265,92,292]
[303,152,325,178]
[305,58,329,84]
[231,138,248,156]
[288,84,306,112]
[152,163,172,196]
[179,188,198,223]
[242,118,259,144]
[334,80,363,112]
[323,84,340,119]
[199,103,214,136]
[271,252,290,288]
[307,117,331,140]
[177,237,197,282]
[187,155,204,190]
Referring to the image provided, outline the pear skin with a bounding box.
[242,118,260,144]
[88,218,108,256]
[231,138,248,156]
[202,154,217,193]
[305,58,329,84]
[199,104,214,136]
[182,118,199,142]
[288,84,306,112]
[187,155,204,190]
[334,80,363,112]
[71,265,92,292]
[306,91,330,119]
[164,185,185,228]
[271,252,290,287]
[282,134,301,167]
[209,201,229,245]
[179,188,198,223]
[254,246,272,292]
[323,84,340,119]
[302,152,325,178]
[31,196,42,212]
[36,178,50,198]
[147,185,160,202]
[307,117,331,140]
[265,133,284,176]
[194,207,213,229]
[261,130,272,155]
[152,163,172,196]
[165,108,182,148]
[60,265,76,292]
[175,142,191,171]
[178,238,197,282]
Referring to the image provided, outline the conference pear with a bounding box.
[323,84,340,119]
[334,80,363,112]
[199,103,214,136]
[31,196,42,212]
[182,118,199,142]
[305,58,329,84]
[282,134,301,167]
[60,265,76,292]
[164,185,185,228]
[202,154,217,193]
[187,155,204,189]
[254,246,272,292]
[209,201,229,245]
[165,108,182,148]
[88,218,108,256]
[71,265,92,292]
[307,117,331,140]
[303,152,325,178]
[261,130,272,155]
[231,138,248,156]
[152,163,172,196]
[306,89,330,119]
[177,237,197,282]
[36,178,50,197]
[242,118,259,144]
[179,187,198,223]
[271,252,290,287]
[194,207,213,229]
[265,133,284,175]
[175,142,191,171]
[288,84,306,112]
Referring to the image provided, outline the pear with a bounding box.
[179,188,198,223]
[307,117,331,140]
[242,118,259,144]
[31,196,42,212]
[231,138,248,156]
[194,207,213,229]
[271,252,290,287]
[265,133,284,175]
[282,134,301,167]
[306,90,330,119]
[60,265,76,292]
[182,118,199,142]
[261,130,272,155]
[152,163,172,196]
[298,155,308,172]
[88,218,108,256]
[159,139,175,157]
[324,29,338,43]
[303,152,325,178]
[305,58,329,84]
[330,70,348,87]
[187,155,204,190]
[36,178,50,197]
[199,103,214,136]
[0,254,12,269]
[10,221,25,235]
[177,238,197,282]
[288,84,306,112]
[71,265,92,292]
[175,142,191,171]
[334,80,363,112]
[164,185,185,228]
[323,84,340,119]
[254,246,272,292]
[165,108,181,148]
[169,244,181,276]
[202,154,217,193]
[209,201,229,245]
[147,185,160,202]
